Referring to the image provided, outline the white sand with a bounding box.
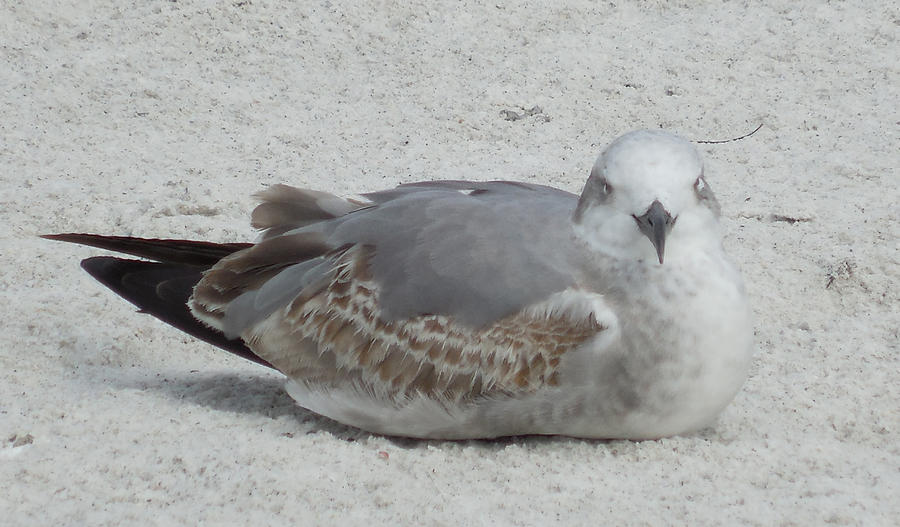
[2,1,897,525]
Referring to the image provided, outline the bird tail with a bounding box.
[42,234,273,368]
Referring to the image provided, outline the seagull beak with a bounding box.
[633,200,675,264]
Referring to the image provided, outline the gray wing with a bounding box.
[192,181,584,337]
[324,181,581,324]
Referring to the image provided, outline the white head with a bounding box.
[573,130,721,264]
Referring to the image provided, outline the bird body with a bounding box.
[47,130,753,439]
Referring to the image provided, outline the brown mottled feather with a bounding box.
[227,246,604,402]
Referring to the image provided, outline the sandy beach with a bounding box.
[2,1,897,524]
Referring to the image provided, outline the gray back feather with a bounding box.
[222,181,585,333]
[310,182,582,326]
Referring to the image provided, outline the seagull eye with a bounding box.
[693,175,713,201]
[694,176,706,192]
[600,178,612,196]
[691,173,721,215]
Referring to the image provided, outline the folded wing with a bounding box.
[190,182,605,401]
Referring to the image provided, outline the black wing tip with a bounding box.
[76,256,275,370]
[41,232,89,242]
[78,255,136,287]
[42,233,251,266]
[47,236,274,370]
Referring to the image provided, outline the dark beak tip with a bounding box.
[635,200,674,266]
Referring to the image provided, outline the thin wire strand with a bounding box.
[694,123,764,144]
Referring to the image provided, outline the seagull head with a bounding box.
[573,130,721,264]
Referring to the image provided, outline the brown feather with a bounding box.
[239,245,605,402]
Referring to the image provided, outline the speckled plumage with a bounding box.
[47,130,754,439]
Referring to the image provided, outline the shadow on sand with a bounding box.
[103,367,606,450]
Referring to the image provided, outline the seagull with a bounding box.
[45,130,754,440]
